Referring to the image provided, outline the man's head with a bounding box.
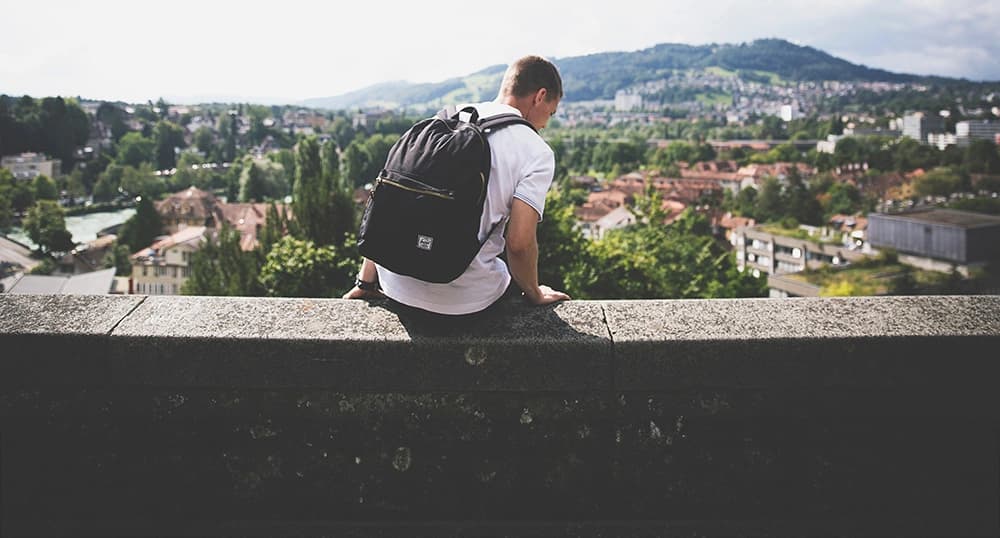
[497,55,562,130]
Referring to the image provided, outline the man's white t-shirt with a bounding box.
[375,101,555,315]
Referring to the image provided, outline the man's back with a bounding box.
[374,101,555,315]
[345,54,569,313]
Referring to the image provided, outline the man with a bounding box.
[343,55,570,317]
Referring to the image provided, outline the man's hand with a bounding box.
[342,286,384,300]
[524,284,570,305]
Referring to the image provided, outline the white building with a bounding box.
[130,226,206,295]
[902,112,945,143]
[614,90,643,112]
[1,152,61,181]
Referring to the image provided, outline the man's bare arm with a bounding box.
[342,258,383,299]
[506,198,570,305]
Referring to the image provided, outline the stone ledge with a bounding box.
[1,294,998,391]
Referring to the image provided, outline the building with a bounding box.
[901,112,945,144]
[130,226,206,296]
[156,187,219,233]
[4,268,117,295]
[615,90,643,112]
[927,132,959,150]
[733,225,870,279]
[1,152,61,181]
[57,235,118,275]
[956,120,1000,145]
[156,186,287,251]
[868,208,1000,275]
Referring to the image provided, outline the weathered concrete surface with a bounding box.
[2,294,1000,537]
[109,296,611,391]
[0,294,146,385]
[606,296,1000,389]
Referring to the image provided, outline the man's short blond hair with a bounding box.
[499,56,563,101]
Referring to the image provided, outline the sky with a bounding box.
[2,0,999,105]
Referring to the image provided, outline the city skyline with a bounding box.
[1,0,999,105]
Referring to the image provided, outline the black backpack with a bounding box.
[357,106,535,283]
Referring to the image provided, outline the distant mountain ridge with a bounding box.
[302,38,966,111]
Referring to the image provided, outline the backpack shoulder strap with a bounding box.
[478,113,537,134]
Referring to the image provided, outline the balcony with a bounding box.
[1,294,999,536]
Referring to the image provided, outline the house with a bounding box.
[156,186,289,252]
[130,226,206,296]
[715,212,756,243]
[575,190,632,239]
[1,152,61,181]
[156,187,219,233]
[57,234,119,275]
[677,161,744,193]
[736,163,815,190]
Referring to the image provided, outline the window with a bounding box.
[792,247,802,259]
[172,267,178,278]
[142,266,147,277]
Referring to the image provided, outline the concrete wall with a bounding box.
[1,294,999,537]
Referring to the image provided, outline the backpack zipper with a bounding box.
[378,175,455,201]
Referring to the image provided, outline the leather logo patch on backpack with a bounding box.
[416,235,434,251]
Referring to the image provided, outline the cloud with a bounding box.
[1,0,998,102]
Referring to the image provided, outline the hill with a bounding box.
[302,38,974,111]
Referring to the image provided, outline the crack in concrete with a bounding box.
[599,302,615,393]
[107,295,147,336]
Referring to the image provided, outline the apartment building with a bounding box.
[130,226,205,295]
[1,152,61,180]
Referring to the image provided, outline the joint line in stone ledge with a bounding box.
[107,295,147,336]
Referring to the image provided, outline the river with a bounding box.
[5,207,136,251]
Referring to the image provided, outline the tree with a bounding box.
[194,127,214,156]
[31,174,58,201]
[567,207,766,300]
[182,223,263,296]
[784,168,822,225]
[250,158,289,201]
[103,244,133,276]
[0,189,12,231]
[115,132,156,168]
[913,167,962,197]
[756,176,783,222]
[293,136,354,246]
[964,139,1000,175]
[258,235,357,297]
[119,163,163,198]
[823,182,863,217]
[341,142,369,187]
[117,195,163,250]
[153,120,186,170]
[23,200,75,253]
[536,189,592,292]
[239,161,269,202]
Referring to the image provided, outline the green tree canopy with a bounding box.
[239,158,288,202]
[117,195,163,251]
[153,120,186,170]
[31,174,59,201]
[182,224,263,296]
[115,132,156,168]
[258,235,357,297]
[913,167,962,197]
[24,200,75,253]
